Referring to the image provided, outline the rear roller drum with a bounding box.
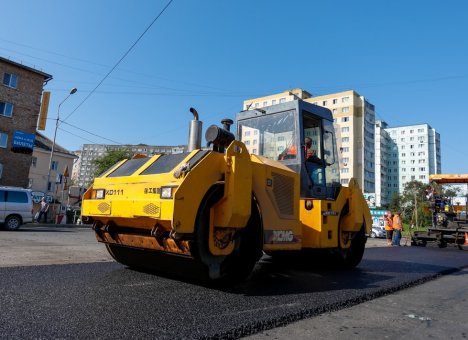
[324,224,366,269]
[337,224,367,268]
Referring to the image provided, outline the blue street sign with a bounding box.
[12,130,35,150]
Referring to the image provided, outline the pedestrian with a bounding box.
[36,197,49,223]
[384,212,393,246]
[392,212,403,246]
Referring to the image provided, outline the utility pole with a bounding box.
[414,183,418,228]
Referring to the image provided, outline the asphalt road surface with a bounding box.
[1,225,468,339]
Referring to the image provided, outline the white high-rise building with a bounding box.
[383,123,441,199]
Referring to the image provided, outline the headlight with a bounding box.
[160,186,173,199]
[95,189,105,199]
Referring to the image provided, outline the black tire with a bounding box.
[192,186,262,282]
[4,215,22,231]
[334,224,367,269]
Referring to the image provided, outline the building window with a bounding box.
[341,168,349,173]
[340,178,349,184]
[332,109,337,114]
[279,98,286,103]
[342,96,350,103]
[52,161,59,171]
[332,99,338,104]
[342,137,349,143]
[341,147,349,152]
[342,157,349,163]
[3,73,18,88]
[341,127,349,133]
[0,102,13,117]
[342,107,349,113]
[341,117,349,122]
[254,103,259,108]
[31,157,37,167]
[418,128,424,133]
[252,148,257,154]
[244,131,250,136]
[272,99,276,105]
[0,131,8,148]
[322,100,327,106]
[262,101,268,107]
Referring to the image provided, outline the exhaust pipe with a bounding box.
[188,107,202,151]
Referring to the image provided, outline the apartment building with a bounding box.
[29,132,77,195]
[374,120,395,206]
[385,123,441,195]
[74,143,186,187]
[243,89,376,193]
[0,56,52,187]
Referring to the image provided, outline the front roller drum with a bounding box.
[191,186,263,282]
[105,244,209,280]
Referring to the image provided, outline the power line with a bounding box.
[59,120,123,145]
[58,127,100,144]
[62,0,175,122]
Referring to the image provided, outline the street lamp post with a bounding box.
[45,88,77,219]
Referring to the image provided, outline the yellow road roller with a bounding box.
[82,100,371,281]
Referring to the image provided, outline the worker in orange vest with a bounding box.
[392,212,403,246]
[384,212,393,246]
[279,144,297,160]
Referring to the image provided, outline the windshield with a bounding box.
[238,105,341,200]
[238,110,297,160]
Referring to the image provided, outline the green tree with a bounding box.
[92,148,133,178]
[388,191,401,213]
[399,180,432,228]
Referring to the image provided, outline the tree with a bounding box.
[388,191,401,213]
[92,148,133,179]
[400,180,432,228]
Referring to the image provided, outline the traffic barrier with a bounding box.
[464,232,468,245]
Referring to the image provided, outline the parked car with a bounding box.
[370,218,386,238]
[370,225,386,238]
[0,186,33,231]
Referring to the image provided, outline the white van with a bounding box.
[0,186,33,230]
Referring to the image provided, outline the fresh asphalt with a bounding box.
[1,226,468,339]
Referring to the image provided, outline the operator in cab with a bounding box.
[304,137,320,162]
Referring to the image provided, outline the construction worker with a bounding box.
[278,144,297,160]
[384,212,393,246]
[392,212,403,246]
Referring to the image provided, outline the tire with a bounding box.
[4,215,22,231]
[334,224,367,269]
[192,186,262,282]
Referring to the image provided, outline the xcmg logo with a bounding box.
[264,230,298,244]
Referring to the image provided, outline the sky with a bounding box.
[1,0,467,173]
